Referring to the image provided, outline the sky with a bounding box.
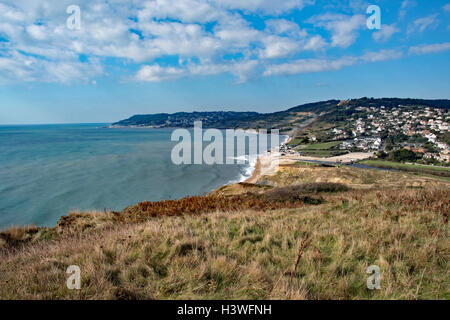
[0,0,449,124]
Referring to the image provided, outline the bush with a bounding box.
[388,149,417,162]
[376,151,388,159]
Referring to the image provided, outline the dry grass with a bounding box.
[0,183,346,248]
[0,186,448,300]
[54,183,347,233]
[263,164,448,189]
[0,226,57,249]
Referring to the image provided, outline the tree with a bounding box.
[388,149,417,162]
[376,151,388,159]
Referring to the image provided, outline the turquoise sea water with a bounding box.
[0,124,258,228]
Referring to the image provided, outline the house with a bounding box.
[439,150,450,162]
[423,153,437,160]
[425,133,437,143]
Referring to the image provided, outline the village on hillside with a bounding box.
[287,105,450,164]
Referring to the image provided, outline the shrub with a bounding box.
[388,149,417,162]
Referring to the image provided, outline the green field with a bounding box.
[293,141,345,158]
[298,141,342,150]
[360,160,450,172]
[359,160,450,179]
[287,138,306,146]
[299,150,347,158]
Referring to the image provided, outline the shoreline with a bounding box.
[245,143,375,184]
[0,128,373,231]
[245,134,292,184]
[0,131,288,231]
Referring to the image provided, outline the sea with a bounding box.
[0,124,283,229]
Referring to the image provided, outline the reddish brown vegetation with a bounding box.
[55,183,348,230]
[290,232,311,282]
[121,194,316,223]
[120,183,350,222]
[0,226,39,247]
[379,188,449,223]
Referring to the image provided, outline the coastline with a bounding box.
[0,125,373,231]
[245,134,291,184]
[245,137,375,184]
[0,127,288,230]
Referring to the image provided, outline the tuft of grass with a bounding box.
[0,226,41,248]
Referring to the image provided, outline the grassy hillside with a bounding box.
[261,163,449,188]
[359,160,450,178]
[112,98,450,130]
[0,165,448,300]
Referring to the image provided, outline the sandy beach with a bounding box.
[293,152,375,164]
[245,151,283,183]
[246,149,374,183]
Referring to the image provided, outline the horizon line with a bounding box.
[2,96,449,125]
[0,122,112,126]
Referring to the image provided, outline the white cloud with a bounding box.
[265,19,306,37]
[373,24,400,42]
[26,24,49,41]
[408,14,439,35]
[212,0,314,15]
[135,64,186,82]
[0,0,443,85]
[399,0,416,19]
[264,49,403,77]
[0,3,26,22]
[263,57,358,76]
[138,0,222,23]
[137,21,222,59]
[303,35,327,51]
[409,42,450,55]
[258,36,299,59]
[0,50,103,84]
[137,59,259,83]
[213,15,262,46]
[444,3,450,12]
[226,60,260,83]
[308,13,366,48]
[361,50,403,62]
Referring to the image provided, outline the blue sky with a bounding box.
[0,0,449,124]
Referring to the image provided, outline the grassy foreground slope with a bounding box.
[0,166,448,300]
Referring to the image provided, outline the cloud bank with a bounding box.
[0,0,448,84]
